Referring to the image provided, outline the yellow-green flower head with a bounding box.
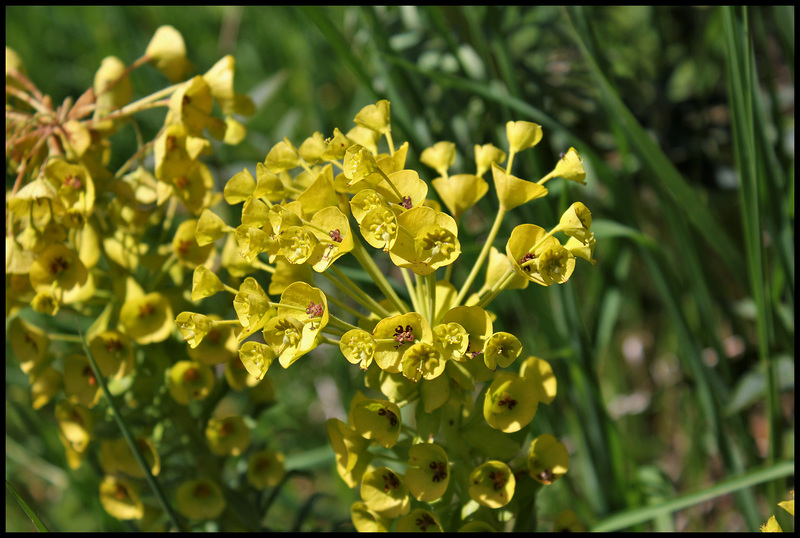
[297,131,327,165]
[93,55,133,115]
[351,501,391,532]
[432,322,470,361]
[360,466,411,519]
[322,127,354,161]
[421,141,456,178]
[565,233,597,265]
[191,265,225,301]
[307,206,354,272]
[233,277,272,338]
[205,415,251,456]
[469,460,516,508]
[9,317,50,375]
[175,478,226,520]
[491,163,548,212]
[432,173,489,222]
[482,331,522,371]
[397,509,443,532]
[372,312,432,373]
[202,54,254,117]
[340,328,376,370]
[190,321,238,366]
[44,158,95,216]
[171,162,216,216]
[224,167,257,204]
[343,144,381,185]
[351,398,402,448]
[265,137,301,173]
[168,75,214,136]
[406,442,450,502]
[154,122,210,180]
[29,242,88,292]
[31,289,60,316]
[506,223,565,287]
[295,165,339,218]
[354,99,391,135]
[278,225,319,265]
[762,515,782,532]
[441,305,493,361]
[375,169,429,211]
[238,341,277,381]
[528,433,569,485]
[483,372,538,433]
[175,311,215,348]
[360,205,399,253]
[519,356,557,405]
[99,437,161,479]
[480,246,529,296]
[172,220,214,268]
[30,368,62,410]
[401,341,447,382]
[506,120,543,154]
[235,224,275,263]
[552,147,586,184]
[474,143,507,178]
[55,400,94,456]
[389,206,460,275]
[350,188,389,224]
[7,177,62,223]
[119,292,174,345]
[263,315,319,369]
[145,25,192,82]
[278,280,329,330]
[246,449,286,490]
[100,475,144,521]
[63,354,102,408]
[166,360,215,405]
[553,509,586,532]
[537,244,576,286]
[267,203,304,237]
[327,418,372,488]
[558,201,592,244]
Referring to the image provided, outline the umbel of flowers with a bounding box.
[179,100,594,531]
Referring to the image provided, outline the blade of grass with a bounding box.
[722,5,782,508]
[590,459,794,531]
[562,6,746,288]
[7,479,50,532]
[76,319,183,532]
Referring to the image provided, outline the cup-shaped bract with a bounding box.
[483,372,539,433]
[360,467,411,519]
[406,442,450,502]
[527,433,569,485]
[468,460,516,509]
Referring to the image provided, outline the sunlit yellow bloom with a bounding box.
[99,475,144,520]
[360,466,410,519]
[528,433,569,485]
[351,398,402,448]
[506,120,543,153]
[406,442,450,502]
[469,460,515,508]
[247,449,286,490]
[145,25,192,82]
[483,372,538,432]
[491,163,548,212]
[421,141,456,178]
[175,478,226,520]
[397,509,443,532]
[206,416,250,456]
[351,501,391,532]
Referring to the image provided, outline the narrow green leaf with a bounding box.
[6,479,49,532]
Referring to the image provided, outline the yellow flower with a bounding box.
[360,467,410,519]
[351,501,391,532]
[491,163,548,212]
[353,99,391,135]
[175,478,226,520]
[29,242,88,292]
[543,147,586,185]
[93,56,133,115]
[246,449,286,490]
[397,509,443,532]
[339,329,376,370]
[469,460,515,508]
[519,356,557,405]
[167,75,214,136]
[205,416,250,456]
[145,25,192,82]
[406,442,450,502]
[474,143,507,177]
[351,398,402,448]
[389,206,460,275]
[119,292,174,345]
[99,475,144,520]
[238,341,277,381]
[421,141,456,178]
[327,418,372,488]
[483,372,538,433]
[431,173,488,222]
[528,433,569,485]
[506,120,543,153]
[165,360,215,405]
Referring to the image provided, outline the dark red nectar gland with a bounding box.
[49,256,69,276]
[305,301,325,318]
[401,196,412,209]
[378,407,399,427]
[393,325,415,349]
[489,470,508,491]
[138,302,155,318]
[498,393,518,410]
[382,471,400,492]
[429,461,448,482]
[63,173,82,189]
[518,252,536,272]
[328,229,343,243]
[416,513,437,531]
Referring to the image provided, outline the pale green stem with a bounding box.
[77,320,184,531]
[326,292,372,323]
[375,168,404,201]
[328,265,393,318]
[453,207,507,307]
[537,170,557,185]
[506,149,517,174]
[251,259,276,274]
[350,236,410,314]
[476,267,516,309]
[414,272,428,320]
[425,272,437,326]
[401,268,423,314]
[326,314,361,333]
[385,130,396,156]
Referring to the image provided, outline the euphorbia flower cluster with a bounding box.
[181,100,594,531]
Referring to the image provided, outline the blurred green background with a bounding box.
[6,5,794,532]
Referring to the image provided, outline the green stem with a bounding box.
[77,319,183,532]
[476,268,516,309]
[425,272,437,325]
[325,265,392,318]
[401,268,422,313]
[350,236,410,314]
[453,207,507,307]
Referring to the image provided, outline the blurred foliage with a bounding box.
[6,5,793,532]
